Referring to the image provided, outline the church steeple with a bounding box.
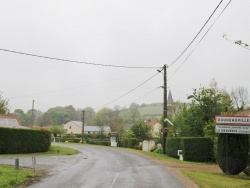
[167,90,174,105]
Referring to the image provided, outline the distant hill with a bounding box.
[138,103,163,117]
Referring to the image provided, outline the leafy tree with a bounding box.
[64,105,80,121]
[95,107,113,139]
[36,112,52,126]
[122,103,141,124]
[14,109,26,125]
[49,125,65,137]
[130,122,152,141]
[0,92,9,114]
[47,107,71,125]
[119,129,135,148]
[174,81,233,137]
[81,107,96,126]
[174,104,205,137]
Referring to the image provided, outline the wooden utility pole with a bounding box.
[82,110,84,144]
[32,100,35,127]
[163,65,168,154]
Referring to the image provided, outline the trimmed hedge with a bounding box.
[87,139,110,146]
[166,137,182,158]
[166,137,214,162]
[0,127,51,154]
[182,137,214,162]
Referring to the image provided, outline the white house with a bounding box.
[63,121,111,134]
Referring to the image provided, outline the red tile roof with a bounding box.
[0,114,27,129]
[234,109,250,116]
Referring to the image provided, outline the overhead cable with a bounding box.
[0,48,160,69]
[168,0,224,67]
[95,68,163,110]
[168,0,232,81]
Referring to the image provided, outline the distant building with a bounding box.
[234,109,250,116]
[147,120,162,137]
[63,121,111,134]
[167,90,178,117]
[0,114,28,129]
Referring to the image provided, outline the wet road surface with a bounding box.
[0,143,186,188]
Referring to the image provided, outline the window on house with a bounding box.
[69,126,71,129]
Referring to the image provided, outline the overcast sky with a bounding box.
[1,0,249,113]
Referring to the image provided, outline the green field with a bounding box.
[138,105,163,116]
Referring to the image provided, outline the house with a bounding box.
[147,121,162,137]
[0,114,28,129]
[63,121,111,134]
[234,109,250,116]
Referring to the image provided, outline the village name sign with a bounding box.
[215,116,250,134]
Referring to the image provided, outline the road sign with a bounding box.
[215,125,250,134]
[215,116,250,125]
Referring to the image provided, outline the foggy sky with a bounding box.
[1,0,249,112]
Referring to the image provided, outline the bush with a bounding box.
[134,145,142,150]
[153,148,163,154]
[87,139,110,146]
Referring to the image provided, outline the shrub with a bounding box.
[153,148,163,154]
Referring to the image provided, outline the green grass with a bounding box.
[0,165,35,188]
[138,105,163,116]
[120,148,250,187]
[37,145,79,156]
[182,170,250,188]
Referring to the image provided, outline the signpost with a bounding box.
[215,116,250,134]
[215,116,250,125]
[215,114,250,174]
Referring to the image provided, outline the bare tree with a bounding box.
[231,86,249,111]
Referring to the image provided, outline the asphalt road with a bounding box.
[0,143,186,188]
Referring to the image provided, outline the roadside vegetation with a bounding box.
[128,149,250,187]
[0,165,36,188]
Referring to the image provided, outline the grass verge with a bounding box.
[182,169,250,188]
[0,165,36,188]
[120,148,250,187]
[0,145,79,187]
[36,145,79,156]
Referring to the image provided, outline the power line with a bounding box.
[168,0,224,67]
[168,0,232,81]
[131,87,161,104]
[0,48,160,69]
[8,70,154,99]
[95,68,163,110]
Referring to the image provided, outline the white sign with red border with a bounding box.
[215,116,250,125]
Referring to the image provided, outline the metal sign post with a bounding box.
[15,158,19,182]
[32,155,36,174]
